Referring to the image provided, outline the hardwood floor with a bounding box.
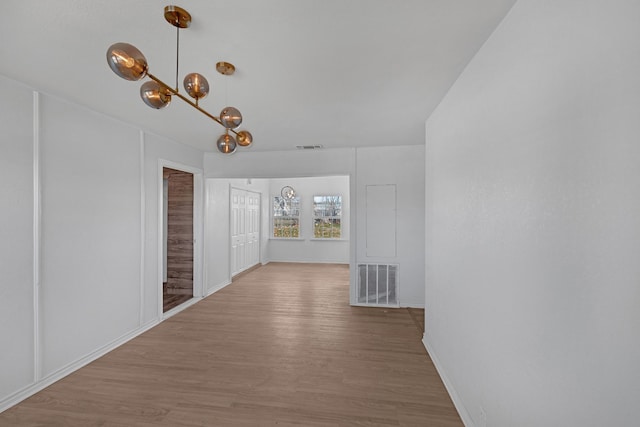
[0,263,462,426]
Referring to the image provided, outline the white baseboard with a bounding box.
[0,319,160,413]
[422,333,474,427]
[162,296,200,319]
[266,260,350,265]
[400,302,425,308]
[350,302,400,308]
[206,280,232,297]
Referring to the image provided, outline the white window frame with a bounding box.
[312,195,342,239]
[272,195,301,239]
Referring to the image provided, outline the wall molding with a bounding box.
[31,91,42,384]
[422,333,473,427]
[0,319,160,413]
[139,131,145,327]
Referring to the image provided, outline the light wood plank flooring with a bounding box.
[0,263,462,426]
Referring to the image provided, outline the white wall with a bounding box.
[39,92,142,377]
[424,1,640,426]
[0,75,34,400]
[357,146,425,306]
[0,72,204,411]
[268,176,350,264]
[204,146,425,307]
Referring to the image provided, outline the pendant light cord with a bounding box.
[175,26,180,91]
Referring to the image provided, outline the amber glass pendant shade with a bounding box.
[106,43,148,81]
[220,107,242,129]
[140,81,172,109]
[217,133,237,154]
[183,73,210,99]
[236,130,253,147]
[107,6,254,151]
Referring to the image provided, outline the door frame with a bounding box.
[157,159,204,319]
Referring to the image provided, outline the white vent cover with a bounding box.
[296,145,323,150]
[357,264,398,306]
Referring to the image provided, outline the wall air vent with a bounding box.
[357,264,399,306]
[296,145,324,150]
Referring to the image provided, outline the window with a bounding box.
[313,195,342,238]
[272,196,300,238]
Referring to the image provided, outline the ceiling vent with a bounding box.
[296,145,323,150]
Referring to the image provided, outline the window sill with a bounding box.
[269,237,304,241]
[309,238,349,242]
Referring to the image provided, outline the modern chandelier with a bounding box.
[106,5,252,154]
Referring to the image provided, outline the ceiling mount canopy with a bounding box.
[106,5,253,155]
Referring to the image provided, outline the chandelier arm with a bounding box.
[147,73,239,136]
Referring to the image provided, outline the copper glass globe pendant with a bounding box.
[106,5,253,154]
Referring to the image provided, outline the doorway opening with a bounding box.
[163,167,194,312]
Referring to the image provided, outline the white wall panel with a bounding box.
[365,184,396,257]
[357,146,425,306]
[425,1,640,425]
[0,75,35,399]
[39,95,141,376]
[0,74,206,410]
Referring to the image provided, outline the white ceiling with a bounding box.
[0,0,516,152]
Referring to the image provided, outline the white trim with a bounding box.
[422,334,473,427]
[202,179,209,297]
[206,280,232,297]
[32,90,42,382]
[157,163,164,320]
[193,172,204,298]
[311,194,343,239]
[400,303,425,309]
[350,153,358,305]
[350,303,400,309]
[0,319,160,414]
[138,131,145,327]
[309,238,349,242]
[162,296,199,319]
[228,184,233,283]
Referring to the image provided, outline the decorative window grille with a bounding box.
[313,195,342,238]
[272,196,300,238]
[357,264,398,306]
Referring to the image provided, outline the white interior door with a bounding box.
[230,188,247,276]
[246,192,260,267]
[231,188,261,277]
